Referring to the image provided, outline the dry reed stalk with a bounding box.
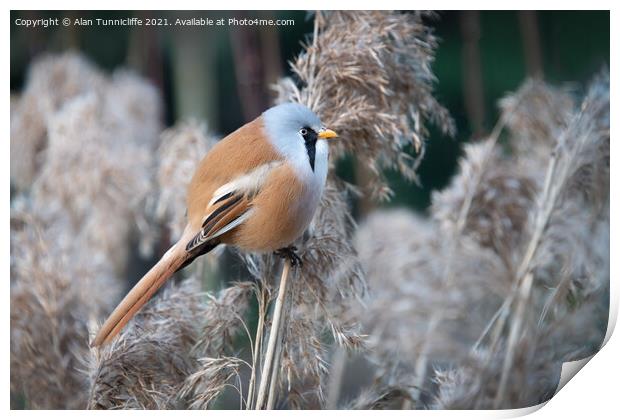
[408,114,512,404]
[436,81,572,358]
[266,290,291,409]
[240,181,367,407]
[246,283,268,409]
[489,71,609,408]
[354,70,608,410]
[255,260,291,409]
[431,72,607,409]
[493,272,533,408]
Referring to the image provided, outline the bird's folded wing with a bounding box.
[186,192,251,251]
[185,161,281,252]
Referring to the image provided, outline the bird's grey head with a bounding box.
[262,103,323,138]
[262,103,337,174]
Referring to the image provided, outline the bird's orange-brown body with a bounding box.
[91,103,336,347]
[186,119,310,251]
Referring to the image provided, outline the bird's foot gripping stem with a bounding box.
[274,246,303,267]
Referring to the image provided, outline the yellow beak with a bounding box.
[318,128,338,140]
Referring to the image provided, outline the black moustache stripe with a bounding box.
[304,130,317,171]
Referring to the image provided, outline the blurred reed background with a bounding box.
[10,11,610,211]
[10,10,609,410]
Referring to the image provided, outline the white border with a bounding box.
[3,2,617,419]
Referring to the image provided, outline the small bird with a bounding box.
[91,103,338,347]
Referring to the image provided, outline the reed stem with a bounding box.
[266,314,285,409]
[255,259,291,409]
[246,284,267,409]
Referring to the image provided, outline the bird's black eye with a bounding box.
[299,128,308,137]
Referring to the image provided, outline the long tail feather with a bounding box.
[90,241,189,347]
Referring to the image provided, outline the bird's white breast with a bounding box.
[282,138,328,232]
[313,139,329,196]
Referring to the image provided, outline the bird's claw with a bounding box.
[274,246,303,267]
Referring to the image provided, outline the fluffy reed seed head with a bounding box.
[351,71,609,409]
[10,53,106,191]
[432,141,537,269]
[429,71,609,409]
[26,60,162,265]
[154,121,218,240]
[87,273,253,409]
[178,283,254,409]
[355,209,510,369]
[11,52,163,409]
[274,11,455,200]
[499,78,574,168]
[88,278,205,409]
[11,211,120,409]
